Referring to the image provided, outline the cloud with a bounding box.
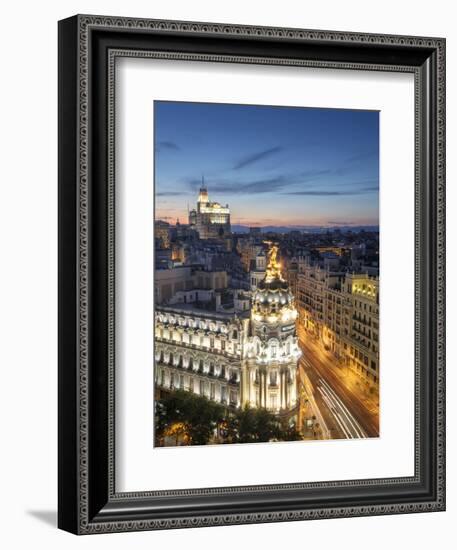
[326,221,361,226]
[334,150,378,176]
[183,169,332,196]
[284,186,378,196]
[156,141,180,152]
[233,146,283,170]
[214,176,288,194]
[344,150,378,164]
[156,191,188,196]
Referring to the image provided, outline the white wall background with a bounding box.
[0,1,453,548]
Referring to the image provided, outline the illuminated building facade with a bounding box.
[297,264,379,383]
[243,244,301,414]
[343,273,379,383]
[155,244,301,418]
[189,184,231,239]
[155,305,248,408]
[155,220,171,248]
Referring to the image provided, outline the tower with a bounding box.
[197,182,209,209]
[191,182,231,239]
[242,243,301,418]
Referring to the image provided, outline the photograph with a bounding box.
[153,101,380,447]
[55,9,445,537]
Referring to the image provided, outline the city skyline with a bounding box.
[155,101,379,228]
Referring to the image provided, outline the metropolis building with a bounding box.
[154,244,301,418]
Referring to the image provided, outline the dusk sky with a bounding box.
[154,101,379,228]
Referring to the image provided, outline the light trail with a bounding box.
[299,369,331,439]
[300,355,369,440]
[318,389,353,439]
[320,379,367,438]
[318,379,367,438]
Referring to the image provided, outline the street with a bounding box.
[298,329,380,440]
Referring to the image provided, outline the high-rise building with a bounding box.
[188,183,231,239]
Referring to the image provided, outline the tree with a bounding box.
[227,406,282,443]
[155,392,303,446]
[155,390,225,446]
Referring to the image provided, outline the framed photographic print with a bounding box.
[58,14,446,534]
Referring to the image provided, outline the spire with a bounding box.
[197,177,209,204]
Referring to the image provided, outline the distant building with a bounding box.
[249,249,266,290]
[188,184,231,239]
[239,242,263,272]
[155,248,173,270]
[155,265,228,305]
[155,220,171,248]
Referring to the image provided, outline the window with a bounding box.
[210,383,215,400]
[230,390,237,405]
[179,375,184,389]
[199,380,205,396]
[189,377,194,392]
[221,339,226,351]
[270,370,278,386]
[209,336,214,348]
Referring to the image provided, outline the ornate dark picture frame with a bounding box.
[58,14,446,534]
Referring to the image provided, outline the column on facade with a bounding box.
[280,369,285,409]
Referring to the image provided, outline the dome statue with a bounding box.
[251,242,297,325]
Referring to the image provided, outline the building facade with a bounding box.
[154,265,228,305]
[297,263,379,384]
[249,250,266,290]
[189,185,231,239]
[155,244,301,418]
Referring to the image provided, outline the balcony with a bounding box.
[155,336,235,359]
